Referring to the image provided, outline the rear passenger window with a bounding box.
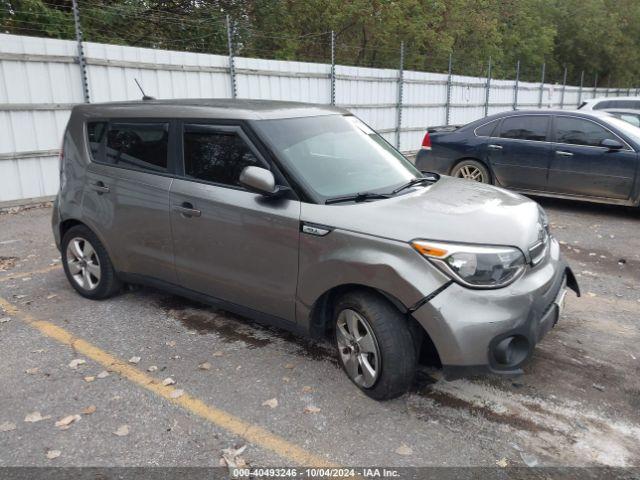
[105,123,169,172]
[555,117,618,147]
[594,100,640,110]
[475,119,499,137]
[499,116,549,141]
[183,125,263,187]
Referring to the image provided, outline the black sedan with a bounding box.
[415,110,640,207]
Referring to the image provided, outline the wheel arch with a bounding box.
[307,283,442,368]
[58,218,120,271]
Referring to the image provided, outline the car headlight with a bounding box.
[411,240,527,289]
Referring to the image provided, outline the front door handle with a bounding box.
[174,202,201,218]
[90,181,110,194]
[555,150,574,157]
[488,144,503,150]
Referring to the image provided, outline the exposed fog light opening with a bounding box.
[492,335,529,367]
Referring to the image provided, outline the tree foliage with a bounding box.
[1,0,639,85]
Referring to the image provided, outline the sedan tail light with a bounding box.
[421,131,432,150]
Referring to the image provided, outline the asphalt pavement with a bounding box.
[0,198,638,469]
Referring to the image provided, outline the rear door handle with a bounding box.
[488,144,503,150]
[555,150,574,157]
[90,181,110,194]
[174,202,201,218]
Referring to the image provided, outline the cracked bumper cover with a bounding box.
[411,237,579,376]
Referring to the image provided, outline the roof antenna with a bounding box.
[134,78,155,101]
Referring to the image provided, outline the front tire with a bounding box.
[451,159,491,184]
[334,290,417,400]
[61,225,121,300]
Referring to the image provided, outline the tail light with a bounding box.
[421,131,432,150]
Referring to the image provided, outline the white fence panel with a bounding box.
[1,33,638,204]
[335,65,398,146]
[0,34,82,202]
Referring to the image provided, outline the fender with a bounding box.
[295,228,450,327]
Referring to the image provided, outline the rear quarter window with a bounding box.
[87,122,107,162]
[474,119,499,137]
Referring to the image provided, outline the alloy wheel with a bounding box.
[336,309,381,388]
[456,165,486,182]
[66,237,101,290]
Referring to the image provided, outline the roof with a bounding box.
[72,98,348,120]
[475,108,612,122]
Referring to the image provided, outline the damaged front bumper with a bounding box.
[412,237,580,377]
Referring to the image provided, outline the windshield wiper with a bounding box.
[391,176,434,195]
[325,192,391,205]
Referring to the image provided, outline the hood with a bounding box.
[302,176,543,252]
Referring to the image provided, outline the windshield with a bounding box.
[252,115,421,201]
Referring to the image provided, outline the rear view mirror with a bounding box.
[239,166,289,197]
[601,138,624,150]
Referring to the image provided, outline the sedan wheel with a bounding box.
[66,237,101,290]
[451,160,491,184]
[336,308,381,388]
[457,165,485,182]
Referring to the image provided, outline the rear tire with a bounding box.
[61,225,121,300]
[333,290,417,400]
[451,160,491,184]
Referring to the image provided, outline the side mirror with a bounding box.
[239,166,288,197]
[601,138,624,150]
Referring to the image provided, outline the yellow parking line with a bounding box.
[0,297,335,467]
[0,265,62,282]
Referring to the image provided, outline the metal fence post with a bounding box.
[593,73,598,98]
[226,15,237,99]
[538,62,545,108]
[513,60,520,110]
[560,66,567,109]
[577,70,584,106]
[395,41,405,149]
[71,0,90,103]
[445,53,452,125]
[484,56,492,117]
[330,31,336,106]
[605,78,610,97]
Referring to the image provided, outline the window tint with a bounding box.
[105,123,168,171]
[183,125,262,187]
[475,119,499,137]
[594,100,640,110]
[87,122,107,162]
[555,117,618,147]
[499,116,548,141]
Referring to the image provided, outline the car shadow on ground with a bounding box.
[531,196,640,220]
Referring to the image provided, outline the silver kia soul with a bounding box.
[52,99,580,400]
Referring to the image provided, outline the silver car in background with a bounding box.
[52,99,579,399]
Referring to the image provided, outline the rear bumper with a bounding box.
[412,237,578,376]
